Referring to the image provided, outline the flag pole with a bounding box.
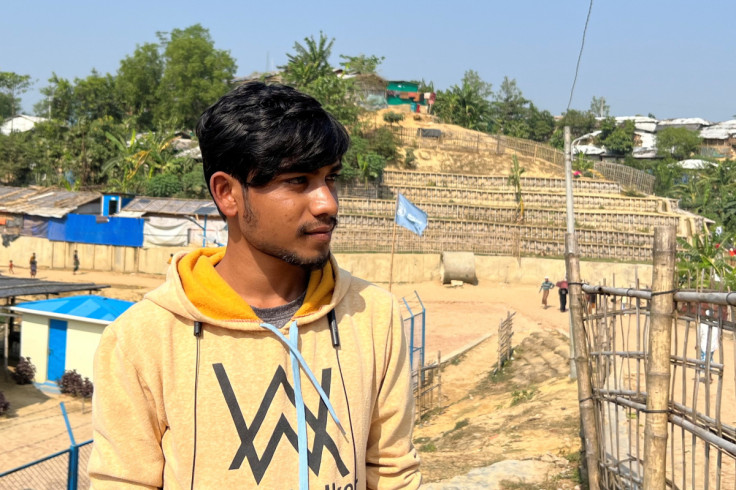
[388,195,399,292]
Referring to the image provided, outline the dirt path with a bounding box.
[1,269,577,481]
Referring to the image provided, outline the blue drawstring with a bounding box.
[259,321,345,489]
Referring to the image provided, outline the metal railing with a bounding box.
[0,402,92,490]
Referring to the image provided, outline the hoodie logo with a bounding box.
[213,363,349,483]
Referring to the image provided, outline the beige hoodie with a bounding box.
[89,250,420,489]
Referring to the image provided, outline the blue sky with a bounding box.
[4,0,735,122]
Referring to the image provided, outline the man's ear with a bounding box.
[209,172,242,218]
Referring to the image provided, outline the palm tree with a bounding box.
[280,32,335,88]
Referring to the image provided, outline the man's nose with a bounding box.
[310,182,338,217]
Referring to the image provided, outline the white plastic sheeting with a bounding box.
[142,216,227,247]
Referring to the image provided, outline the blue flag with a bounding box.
[395,193,428,236]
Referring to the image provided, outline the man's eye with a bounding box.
[286,176,307,185]
[326,173,341,182]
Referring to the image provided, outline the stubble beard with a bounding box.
[243,198,337,271]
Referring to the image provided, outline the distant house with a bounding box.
[386,81,435,112]
[0,115,48,135]
[656,118,712,132]
[700,120,736,159]
[10,295,133,383]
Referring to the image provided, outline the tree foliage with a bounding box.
[156,24,237,129]
[589,96,610,117]
[116,43,163,130]
[434,70,493,131]
[656,127,702,161]
[0,72,33,119]
[597,117,635,155]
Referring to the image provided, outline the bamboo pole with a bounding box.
[388,196,399,293]
[565,232,600,488]
[643,226,677,489]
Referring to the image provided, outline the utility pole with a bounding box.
[564,126,577,380]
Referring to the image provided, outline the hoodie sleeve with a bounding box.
[88,323,165,489]
[365,297,422,489]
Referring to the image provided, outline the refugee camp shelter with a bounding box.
[119,196,226,247]
[10,295,132,383]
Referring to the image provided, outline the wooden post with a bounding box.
[388,196,399,292]
[643,226,677,489]
[565,232,600,489]
[437,351,442,411]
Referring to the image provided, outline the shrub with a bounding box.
[0,391,9,415]
[12,357,36,385]
[404,148,416,169]
[60,370,94,398]
[145,173,183,197]
[382,111,404,125]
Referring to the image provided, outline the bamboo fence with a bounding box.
[380,185,664,213]
[388,127,565,167]
[568,227,736,488]
[594,161,655,195]
[332,216,664,261]
[339,197,683,233]
[415,352,442,422]
[382,169,621,194]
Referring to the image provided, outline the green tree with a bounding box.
[508,154,525,222]
[434,70,493,131]
[549,109,597,149]
[526,103,556,142]
[597,117,634,155]
[72,70,123,122]
[103,128,194,193]
[492,77,529,136]
[280,32,335,88]
[338,54,384,74]
[677,231,735,290]
[34,74,75,122]
[0,72,33,120]
[656,127,702,161]
[589,96,610,117]
[156,24,237,129]
[116,42,164,130]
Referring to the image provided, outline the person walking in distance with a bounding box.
[539,276,554,309]
[73,250,80,275]
[29,253,37,278]
[89,82,421,489]
[556,278,569,312]
[8,260,14,274]
[697,305,720,382]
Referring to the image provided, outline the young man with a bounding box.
[73,250,80,275]
[89,82,421,489]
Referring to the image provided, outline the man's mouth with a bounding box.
[301,217,338,236]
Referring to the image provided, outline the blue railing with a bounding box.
[0,402,92,489]
[401,291,426,376]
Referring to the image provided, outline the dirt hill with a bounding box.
[367,107,568,178]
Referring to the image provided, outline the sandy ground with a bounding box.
[0,265,575,477]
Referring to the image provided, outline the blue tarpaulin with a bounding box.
[48,214,144,247]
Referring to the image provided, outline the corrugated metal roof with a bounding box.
[0,276,109,299]
[121,196,220,217]
[0,186,101,218]
[11,294,132,324]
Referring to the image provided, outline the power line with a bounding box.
[566,0,594,112]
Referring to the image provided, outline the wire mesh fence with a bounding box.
[0,440,92,490]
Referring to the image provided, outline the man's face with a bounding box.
[239,162,341,270]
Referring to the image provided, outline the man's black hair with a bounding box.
[196,82,350,195]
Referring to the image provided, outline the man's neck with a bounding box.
[215,245,309,309]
